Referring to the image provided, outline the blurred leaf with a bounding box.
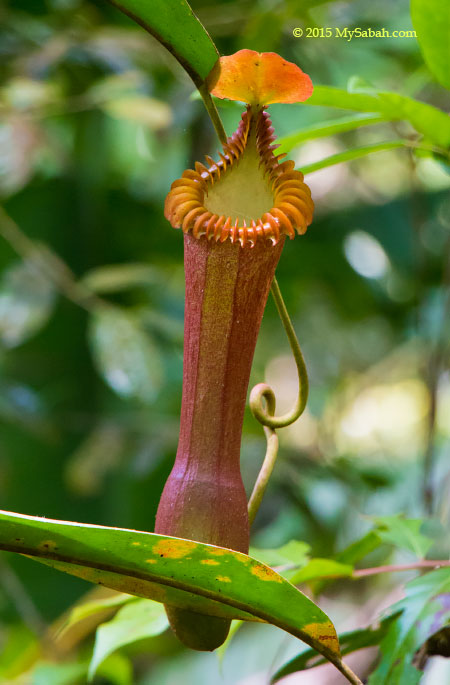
[107,0,219,85]
[277,114,386,154]
[81,263,159,294]
[272,613,399,683]
[95,652,133,685]
[372,516,434,558]
[88,307,163,403]
[0,624,39,680]
[336,531,383,566]
[305,86,450,149]
[411,0,450,90]
[0,259,56,348]
[300,140,407,175]
[368,568,450,684]
[290,559,353,585]
[31,661,87,685]
[250,540,311,568]
[64,593,134,632]
[65,423,126,496]
[1,77,61,112]
[102,96,172,130]
[0,510,342,667]
[89,599,168,680]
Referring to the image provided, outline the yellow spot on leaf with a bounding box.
[131,541,141,546]
[250,564,283,582]
[303,622,339,653]
[216,575,231,583]
[152,538,197,559]
[145,559,157,564]
[200,559,220,565]
[208,547,229,556]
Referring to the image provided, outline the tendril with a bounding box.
[248,276,308,524]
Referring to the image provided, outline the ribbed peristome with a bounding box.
[164,106,314,247]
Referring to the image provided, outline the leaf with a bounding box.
[290,559,354,585]
[106,0,218,86]
[64,592,134,631]
[101,96,172,130]
[372,516,434,558]
[89,599,168,680]
[411,0,450,90]
[300,140,407,175]
[208,50,313,105]
[95,652,133,685]
[336,531,383,566]
[31,661,87,685]
[0,509,343,669]
[88,306,163,403]
[0,259,56,348]
[304,86,450,149]
[250,540,311,567]
[277,114,386,154]
[368,568,450,684]
[272,613,398,683]
[80,263,159,294]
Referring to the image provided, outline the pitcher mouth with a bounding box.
[164,106,314,248]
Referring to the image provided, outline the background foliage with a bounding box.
[0,0,449,683]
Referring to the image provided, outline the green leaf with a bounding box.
[31,661,87,685]
[96,652,133,685]
[0,259,56,348]
[336,531,383,566]
[277,114,386,154]
[368,568,450,684]
[89,599,168,680]
[372,516,434,558]
[80,264,160,294]
[250,540,311,568]
[304,86,450,149]
[101,96,172,130]
[290,559,353,585]
[411,0,450,90]
[64,592,135,632]
[88,306,163,403]
[106,0,218,86]
[300,140,407,175]
[272,613,398,683]
[0,509,343,669]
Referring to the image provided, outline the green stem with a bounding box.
[248,277,309,523]
[250,276,308,429]
[248,425,278,525]
[198,83,228,145]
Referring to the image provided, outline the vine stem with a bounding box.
[198,83,228,145]
[248,276,309,523]
[250,276,308,430]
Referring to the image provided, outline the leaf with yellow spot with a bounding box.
[0,509,345,673]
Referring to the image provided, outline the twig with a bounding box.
[352,560,450,579]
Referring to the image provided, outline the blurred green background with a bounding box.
[0,0,449,682]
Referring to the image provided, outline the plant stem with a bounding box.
[353,560,450,579]
[248,425,278,525]
[198,83,228,145]
[250,276,308,429]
